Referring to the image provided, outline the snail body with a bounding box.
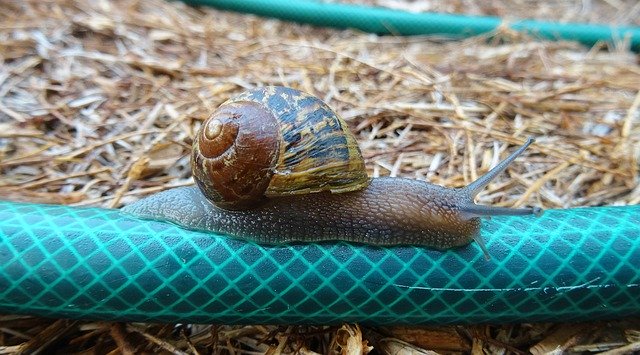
[123,177,477,248]
[124,86,540,257]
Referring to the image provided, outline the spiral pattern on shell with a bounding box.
[192,86,370,210]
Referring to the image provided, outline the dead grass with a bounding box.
[0,0,639,353]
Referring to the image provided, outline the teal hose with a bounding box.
[0,200,638,324]
[181,0,640,50]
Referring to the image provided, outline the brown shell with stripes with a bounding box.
[192,86,370,210]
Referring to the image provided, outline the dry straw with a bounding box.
[0,0,639,353]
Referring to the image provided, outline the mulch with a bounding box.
[0,0,639,353]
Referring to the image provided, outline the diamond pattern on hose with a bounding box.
[0,200,639,324]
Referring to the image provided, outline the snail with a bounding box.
[123,86,541,258]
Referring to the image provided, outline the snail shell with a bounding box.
[192,86,369,210]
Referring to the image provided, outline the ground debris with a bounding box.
[1,0,639,353]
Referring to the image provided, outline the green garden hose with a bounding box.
[182,0,640,50]
[1,199,638,324]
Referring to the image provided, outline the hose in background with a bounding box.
[182,0,640,50]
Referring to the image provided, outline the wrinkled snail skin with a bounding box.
[123,177,480,249]
[124,86,540,256]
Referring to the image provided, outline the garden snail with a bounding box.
[123,86,541,258]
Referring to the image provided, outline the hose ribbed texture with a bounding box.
[1,200,638,324]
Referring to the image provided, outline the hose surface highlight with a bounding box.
[0,200,639,324]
